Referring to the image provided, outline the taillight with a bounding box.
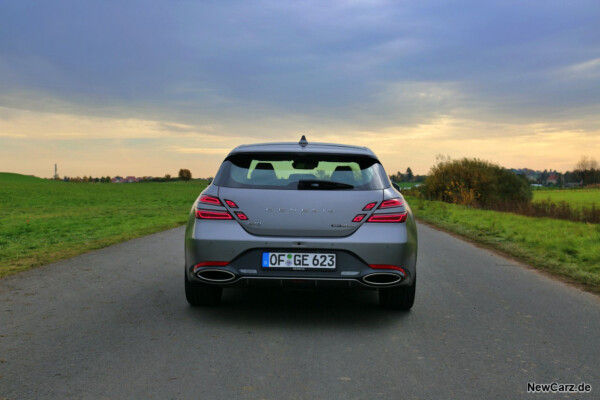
[199,195,221,206]
[367,212,407,223]
[197,196,246,221]
[363,202,377,211]
[352,214,366,222]
[235,212,248,220]
[195,210,233,220]
[378,198,403,208]
[225,199,238,208]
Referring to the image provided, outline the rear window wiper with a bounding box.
[297,180,354,190]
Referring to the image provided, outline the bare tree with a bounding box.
[575,155,598,171]
[574,156,600,186]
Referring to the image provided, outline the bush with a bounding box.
[423,157,532,207]
[178,169,192,181]
[493,200,600,224]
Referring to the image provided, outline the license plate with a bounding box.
[262,252,336,269]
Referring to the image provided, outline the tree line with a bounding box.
[388,167,426,183]
[519,156,599,187]
[56,168,198,183]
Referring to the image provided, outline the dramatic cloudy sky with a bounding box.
[1,0,599,178]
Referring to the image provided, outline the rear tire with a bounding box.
[379,276,416,310]
[185,272,223,306]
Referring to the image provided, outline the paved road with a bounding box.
[1,224,598,400]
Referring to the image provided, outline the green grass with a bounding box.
[405,195,600,292]
[0,173,207,278]
[3,172,598,289]
[533,188,600,210]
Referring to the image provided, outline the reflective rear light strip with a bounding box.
[195,210,233,220]
[194,261,229,272]
[369,264,406,275]
[367,212,407,223]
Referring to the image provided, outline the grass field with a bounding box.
[3,173,598,290]
[405,195,600,292]
[533,189,600,209]
[0,173,207,278]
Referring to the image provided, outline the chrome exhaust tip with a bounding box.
[196,269,236,283]
[362,272,402,286]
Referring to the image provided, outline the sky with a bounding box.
[1,0,599,178]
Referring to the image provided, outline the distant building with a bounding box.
[546,173,558,185]
[111,176,145,183]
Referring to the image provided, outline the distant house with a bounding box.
[110,175,141,183]
[546,173,558,185]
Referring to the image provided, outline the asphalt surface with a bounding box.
[1,223,598,400]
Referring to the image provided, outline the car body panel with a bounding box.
[184,139,418,294]
[217,187,384,237]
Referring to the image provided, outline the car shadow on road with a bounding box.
[184,287,412,329]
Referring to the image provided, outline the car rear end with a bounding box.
[184,140,418,309]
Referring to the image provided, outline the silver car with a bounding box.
[184,137,418,310]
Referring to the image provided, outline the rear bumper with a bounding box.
[184,212,418,288]
[191,275,401,289]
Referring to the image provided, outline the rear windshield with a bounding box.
[213,152,390,190]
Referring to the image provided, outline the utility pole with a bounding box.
[54,163,58,180]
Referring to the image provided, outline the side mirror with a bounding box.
[392,182,400,191]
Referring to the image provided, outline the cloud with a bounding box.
[0,106,234,141]
[562,58,600,79]
[0,0,599,177]
[0,132,26,138]
[167,146,231,155]
[2,0,598,127]
[568,58,600,72]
